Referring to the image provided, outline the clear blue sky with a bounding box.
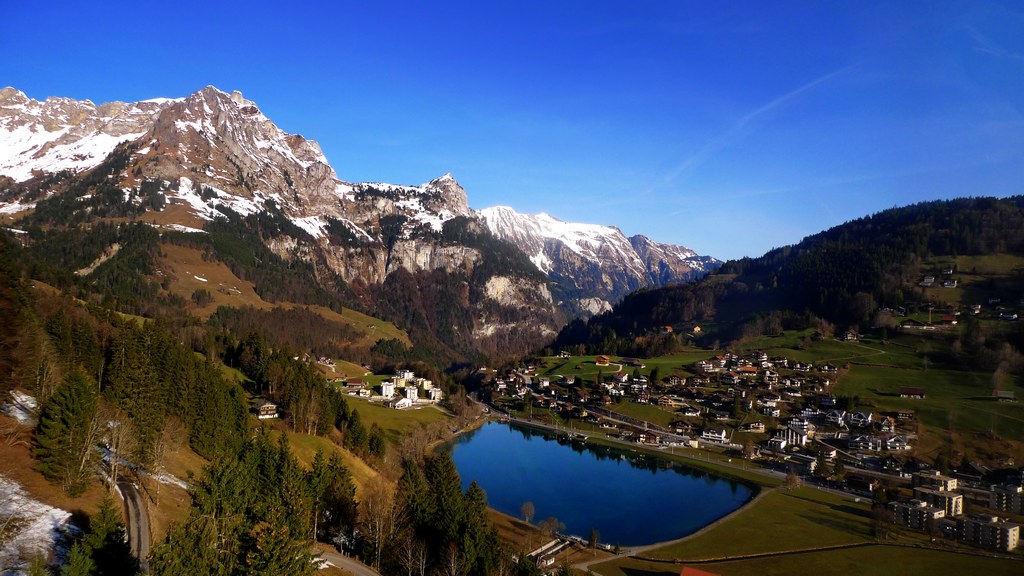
[3,1,1022,260]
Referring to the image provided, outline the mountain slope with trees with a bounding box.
[554,196,1024,357]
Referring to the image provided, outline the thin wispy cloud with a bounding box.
[966,25,1024,62]
[650,64,858,191]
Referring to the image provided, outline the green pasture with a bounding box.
[345,396,451,443]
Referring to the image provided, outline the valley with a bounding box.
[1,85,1023,576]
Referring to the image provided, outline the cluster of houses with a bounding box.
[888,471,1021,552]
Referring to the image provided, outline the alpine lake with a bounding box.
[446,421,756,547]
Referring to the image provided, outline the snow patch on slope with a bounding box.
[0,475,77,572]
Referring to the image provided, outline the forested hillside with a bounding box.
[554,196,1024,356]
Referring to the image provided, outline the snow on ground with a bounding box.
[290,215,327,239]
[193,275,208,282]
[1,391,37,425]
[0,475,77,574]
[150,472,189,491]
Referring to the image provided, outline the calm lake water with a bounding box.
[447,421,755,547]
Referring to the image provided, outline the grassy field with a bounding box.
[344,396,452,444]
[596,545,1023,576]
[592,485,1022,576]
[642,487,872,561]
[158,243,410,347]
[607,401,677,429]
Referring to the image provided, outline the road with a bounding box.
[117,479,151,573]
[318,548,382,576]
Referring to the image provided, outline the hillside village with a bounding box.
[479,341,1024,553]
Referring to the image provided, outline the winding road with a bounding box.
[116,479,151,573]
[318,549,382,576]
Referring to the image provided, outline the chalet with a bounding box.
[940,315,959,325]
[884,435,911,451]
[895,409,916,420]
[901,319,935,330]
[763,370,780,386]
[801,407,824,420]
[782,386,803,398]
[743,421,766,433]
[761,407,781,418]
[701,427,728,443]
[1000,312,1019,321]
[758,393,781,407]
[848,411,873,428]
[819,364,838,374]
[256,401,278,420]
[561,375,576,385]
[621,357,646,368]
[900,387,927,399]
[658,395,687,408]
[682,406,702,417]
[387,397,413,410]
[787,417,813,435]
[537,377,551,388]
[826,409,848,426]
[793,362,813,372]
[613,371,630,383]
[879,417,897,433]
[849,435,882,451]
[819,395,837,408]
[920,275,935,287]
[722,371,743,386]
[660,325,674,334]
[558,350,571,358]
[595,355,611,366]
[843,330,859,341]
[667,375,684,386]
[943,278,958,288]
[771,356,790,368]
[695,359,716,373]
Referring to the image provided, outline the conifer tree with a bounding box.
[34,370,100,496]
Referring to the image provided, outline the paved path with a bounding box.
[116,479,151,573]
[318,548,382,576]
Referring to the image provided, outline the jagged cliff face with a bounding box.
[0,86,559,357]
[478,206,719,316]
[0,86,715,355]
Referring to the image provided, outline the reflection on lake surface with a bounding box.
[447,422,755,546]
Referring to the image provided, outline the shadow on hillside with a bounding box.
[869,388,900,397]
[786,493,872,519]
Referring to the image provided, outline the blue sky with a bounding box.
[3,1,1022,260]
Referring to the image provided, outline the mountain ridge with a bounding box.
[0,85,716,358]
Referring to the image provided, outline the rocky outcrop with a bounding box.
[478,206,719,316]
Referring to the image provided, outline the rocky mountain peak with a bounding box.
[422,172,470,216]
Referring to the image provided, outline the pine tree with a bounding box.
[34,370,100,496]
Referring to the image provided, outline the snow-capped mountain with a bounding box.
[0,85,559,358]
[0,86,169,181]
[0,85,714,354]
[479,206,718,315]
